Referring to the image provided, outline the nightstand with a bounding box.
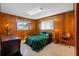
[53,33,60,44]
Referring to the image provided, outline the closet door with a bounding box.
[76,3,79,56]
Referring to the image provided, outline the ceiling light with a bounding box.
[27,8,43,15]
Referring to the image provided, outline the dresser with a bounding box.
[0,35,21,56]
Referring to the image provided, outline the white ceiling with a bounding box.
[1,3,73,19]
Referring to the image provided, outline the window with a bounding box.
[16,20,30,30]
[40,20,54,30]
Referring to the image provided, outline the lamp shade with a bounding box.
[54,29,59,32]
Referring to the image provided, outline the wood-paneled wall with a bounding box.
[0,11,75,46]
[64,12,75,46]
[0,12,38,40]
[36,11,75,46]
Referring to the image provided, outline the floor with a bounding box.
[20,41,75,56]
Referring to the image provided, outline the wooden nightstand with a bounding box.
[53,33,60,44]
[53,36,59,44]
[53,29,60,44]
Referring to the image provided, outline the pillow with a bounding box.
[40,32,49,36]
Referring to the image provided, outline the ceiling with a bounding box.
[1,3,73,19]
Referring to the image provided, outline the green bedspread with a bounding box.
[25,35,49,52]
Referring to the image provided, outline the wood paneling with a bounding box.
[64,12,75,46]
[0,12,38,40]
[37,11,75,46]
[0,11,75,46]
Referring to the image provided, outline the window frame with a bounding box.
[40,20,55,30]
[16,20,31,30]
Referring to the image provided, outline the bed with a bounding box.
[25,32,52,52]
